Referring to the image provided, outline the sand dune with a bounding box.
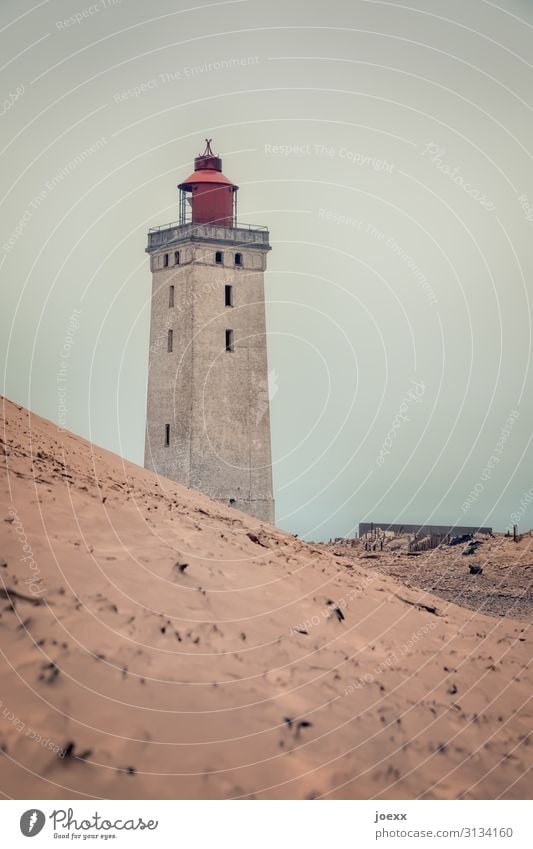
[0,397,531,799]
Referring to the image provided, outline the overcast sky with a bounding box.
[2,0,533,540]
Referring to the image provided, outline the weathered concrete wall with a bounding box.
[358,522,492,537]
[144,228,275,524]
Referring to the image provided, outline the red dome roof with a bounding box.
[178,169,237,189]
[178,138,238,191]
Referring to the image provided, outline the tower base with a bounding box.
[222,497,275,525]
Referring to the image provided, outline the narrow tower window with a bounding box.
[167,329,173,352]
[169,285,174,308]
[225,285,233,307]
[234,252,242,266]
[225,329,234,352]
[164,424,170,446]
[163,253,169,267]
[215,251,223,264]
[174,251,180,265]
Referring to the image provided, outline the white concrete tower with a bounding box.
[144,140,275,524]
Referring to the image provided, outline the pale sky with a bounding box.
[2,0,533,540]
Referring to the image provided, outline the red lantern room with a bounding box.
[178,139,238,227]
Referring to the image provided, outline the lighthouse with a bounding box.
[144,140,275,524]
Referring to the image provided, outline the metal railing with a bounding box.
[148,221,268,234]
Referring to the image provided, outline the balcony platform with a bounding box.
[146,221,271,253]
